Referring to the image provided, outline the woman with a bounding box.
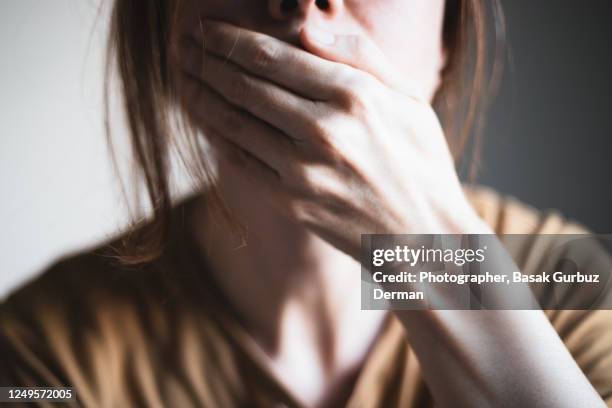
[1,0,611,406]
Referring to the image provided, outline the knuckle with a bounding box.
[334,77,372,115]
[296,166,319,194]
[252,40,279,72]
[287,199,316,223]
[308,117,332,142]
[340,91,367,115]
[303,118,344,163]
[202,21,223,43]
[295,162,335,196]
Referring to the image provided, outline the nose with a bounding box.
[268,0,339,20]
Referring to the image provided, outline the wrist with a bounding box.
[436,198,493,235]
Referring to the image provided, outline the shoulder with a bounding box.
[0,195,223,396]
[463,184,610,300]
[0,237,162,387]
[3,241,152,312]
[1,193,208,324]
[463,183,589,234]
[0,229,188,332]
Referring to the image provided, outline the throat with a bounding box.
[267,298,388,407]
[188,169,389,406]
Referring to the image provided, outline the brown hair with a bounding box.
[105,0,506,265]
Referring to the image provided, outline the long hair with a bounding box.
[105,0,506,265]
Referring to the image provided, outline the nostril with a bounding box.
[315,0,330,11]
[279,0,331,14]
[281,0,299,13]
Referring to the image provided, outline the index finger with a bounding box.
[189,19,343,101]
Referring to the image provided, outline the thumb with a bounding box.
[301,26,426,101]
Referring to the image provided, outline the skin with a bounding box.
[172,1,606,407]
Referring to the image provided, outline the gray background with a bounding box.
[476,0,612,232]
[0,1,610,296]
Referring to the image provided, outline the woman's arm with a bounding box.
[175,20,607,407]
[396,308,604,407]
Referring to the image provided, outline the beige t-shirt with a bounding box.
[1,186,612,407]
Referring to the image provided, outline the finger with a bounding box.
[180,36,322,141]
[180,70,297,175]
[301,27,427,102]
[208,127,282,193]
[208,126,297,220]
[190,19,342,100]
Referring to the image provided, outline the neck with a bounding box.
[189,160,388,406]
[190,159,386,353]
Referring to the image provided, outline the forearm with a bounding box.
[387,213,606,407]
[378,208,607,407]
[396,308,605,408]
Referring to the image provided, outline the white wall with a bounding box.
[0,1,130,298]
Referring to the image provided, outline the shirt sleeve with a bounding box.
[0,256,125,408]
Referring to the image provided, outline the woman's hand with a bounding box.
[174,22,610,408]
[176,20,490,260]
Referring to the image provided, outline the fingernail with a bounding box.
[307,27,335,46]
